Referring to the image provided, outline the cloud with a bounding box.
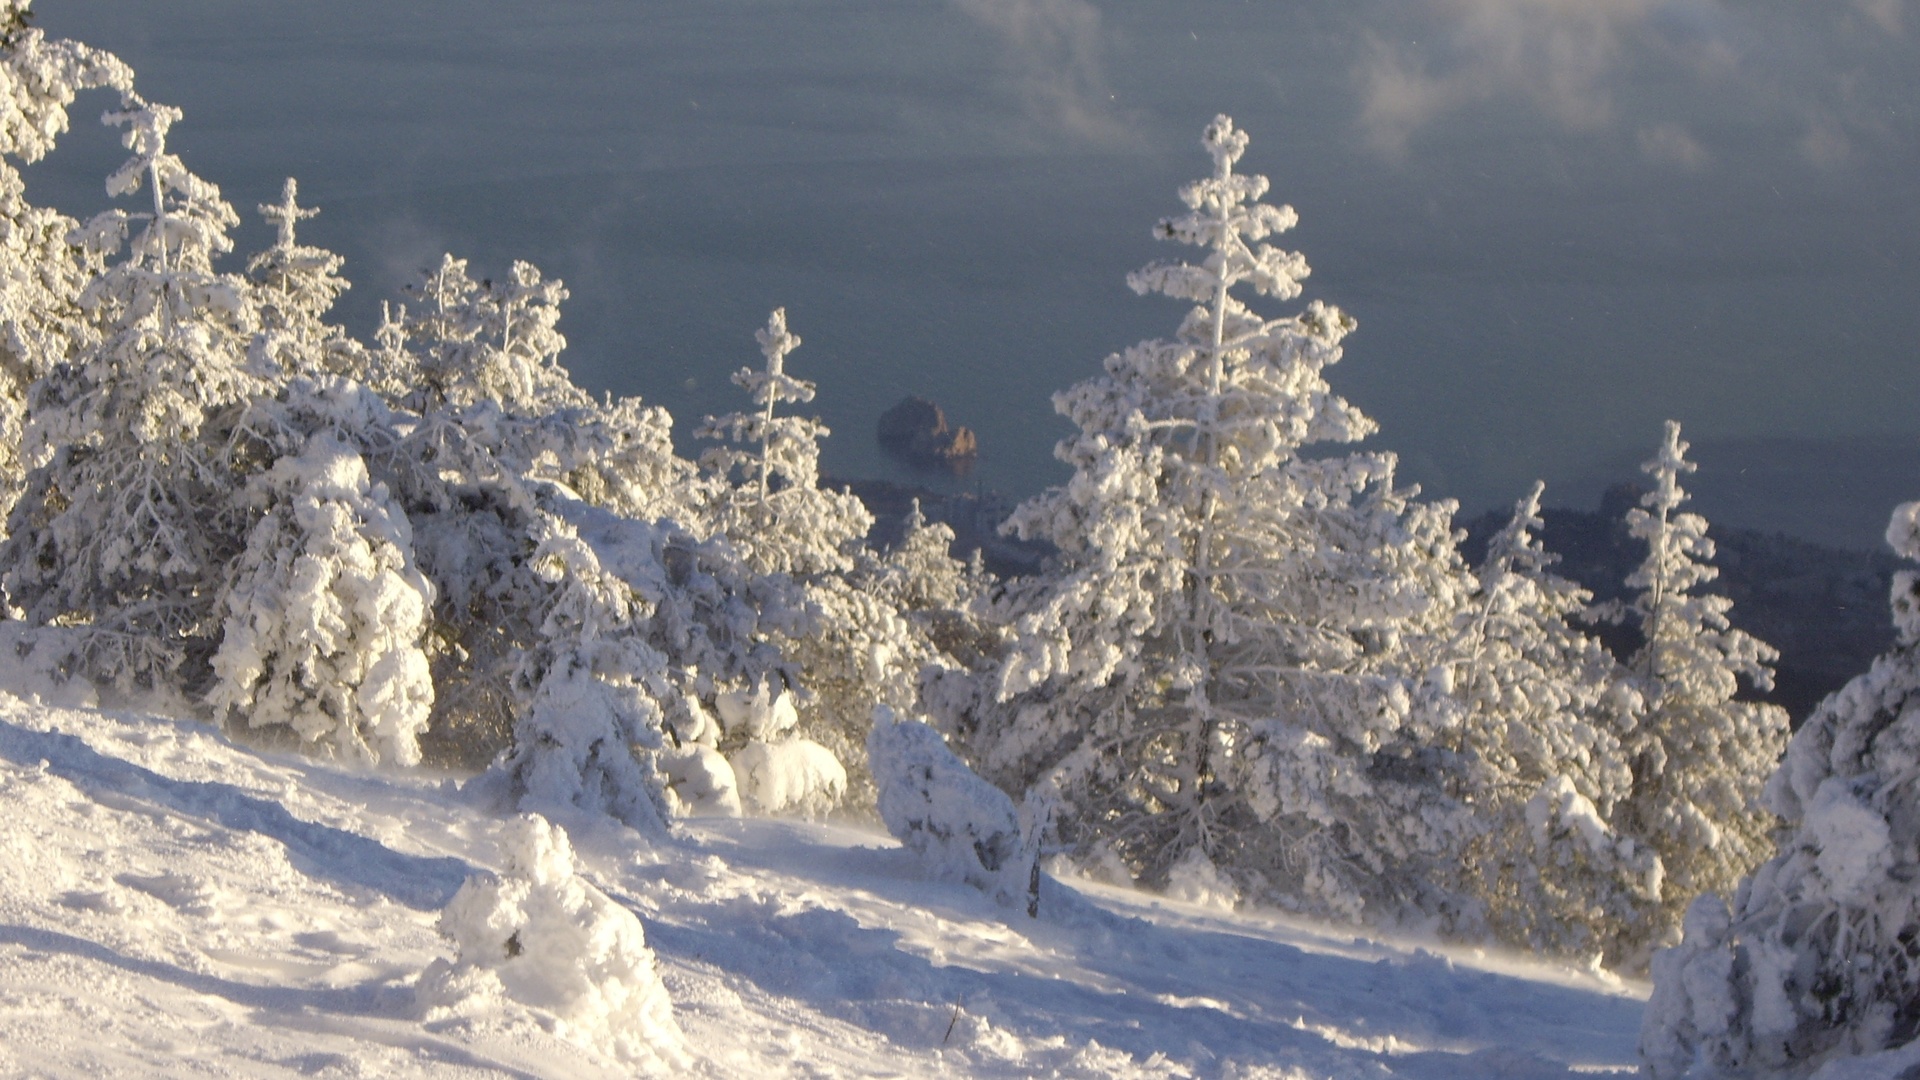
[949,0,1130,145]
[1637,122,1711,171]
[1356,0,1917,174]
[1359,0,1664,156]
[1853,0,1905,34]
[1798,115,1854,169]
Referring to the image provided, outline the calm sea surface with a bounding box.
[25,1,1920,547]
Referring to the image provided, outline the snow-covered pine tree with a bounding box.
[799,501,987,808]
[207,431,435,765]
[0,4,132,515]
[957,115,1471,920]
[1642,501,1920,1077]
[696,309,893,812]
[245,178,367,383]
[354,255,714,767]
[1429,481,1655,962]
[378,252,706,530]
[697,308,870,578]
[396,253,587,420]
[872,501,997,689]
[1614,421,1789,959]
[499,514,677,833]
[3,90,269,692]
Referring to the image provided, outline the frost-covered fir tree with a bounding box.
[792,501,987,809]
[208,432,435,765]
[957,115,1471,920]
[245,178,367,383]
[697,308,869,578]
[0,4,131,514]
[396,254,587,419]
[874,501,998,703]
[3,91,268,691]
[360,255,723,766]
[0,14,790,806]
[260,256,773,790]
[1642,501,1920,1078]
[499,515,677,832]
[1615,421,1789,958]
[379,253,703,527]
[1429,481,1654,962]
[696,309,923,813]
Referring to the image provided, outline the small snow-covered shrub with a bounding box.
[868,704,1033,907]
[500,518,674,834]
[659,743,742,817]
[209,431,434,765]
[711,679,849,815]
[0,622,98,708]
[420,814,688,1071]
[502,642,675,832]
[715,680,800,742]
[1165,847,1241,910]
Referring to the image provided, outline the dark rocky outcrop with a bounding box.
[876,396,978,475]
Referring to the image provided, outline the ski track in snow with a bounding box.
[0,690,1645,1078]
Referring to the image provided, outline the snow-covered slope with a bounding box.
[0,688,1646,1078]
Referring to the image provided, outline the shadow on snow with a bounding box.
[0,717,470,910]
[624,825,1643,1078]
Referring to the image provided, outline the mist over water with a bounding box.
[25,0,1920,548]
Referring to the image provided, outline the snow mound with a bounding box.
[867,704,1033,906]
[1165,847,1240,910]
[0,624,99,709]
[731,736,846,815]
[419,814,688,1072]
[661,742,744,816]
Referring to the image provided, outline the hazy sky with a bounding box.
[24,0,1920,545]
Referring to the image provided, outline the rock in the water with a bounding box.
[877,396,978,474]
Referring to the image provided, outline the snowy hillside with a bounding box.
[11,8,1919,1076]
[0,686,1648,1078]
